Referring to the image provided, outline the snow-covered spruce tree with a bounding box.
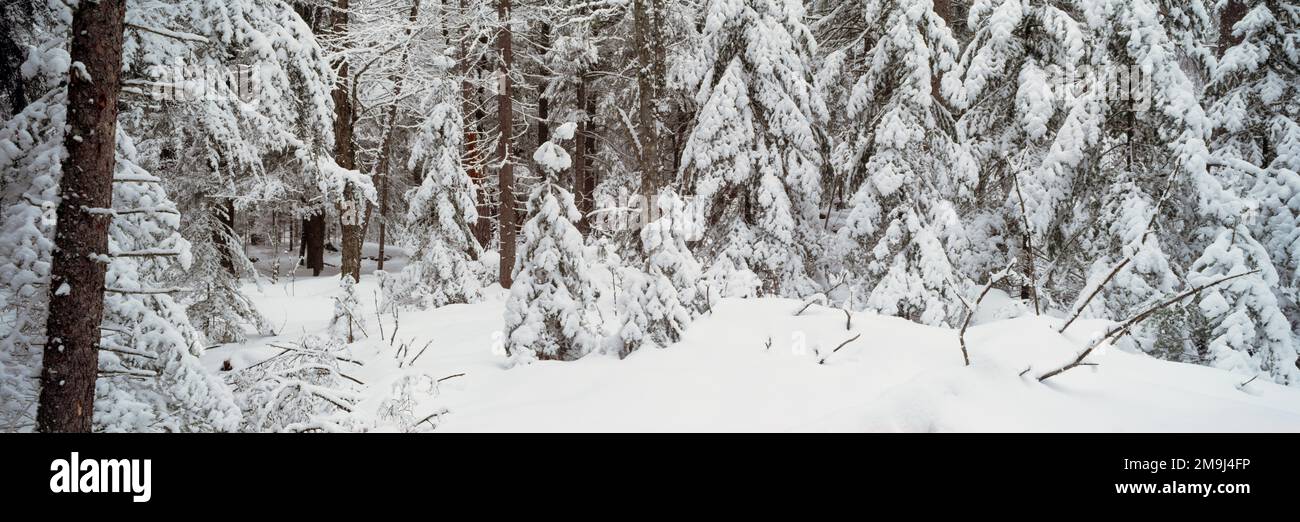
[943,0,1085,292]
[678,0,826,298]
[180,202,270,343]
[618,188,709,356]
[2,3,239,431]
[120,0,337,342]
[504,125,600,362]
[0,7,68,429]
[1048,0,1298,383]
[399,79,482,309]
[96,131,242,432]
[330,275,366,344]
[817,0,976,326]
[1206,0,1300,354]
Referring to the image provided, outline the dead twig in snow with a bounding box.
[794,295,826,316]
[819,333,863,364]
[437,373,466,383]
[405,337,436,366]
[374,290,385,341]
[959,261,1017,367]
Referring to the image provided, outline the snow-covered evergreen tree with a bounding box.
[330,275,366,344]
[943,0,1085,287]
[1206,0,1300,360]
[95,131,242,432]
[2,3,241,430]
[181,205,270,343]
[504,126,600,362]
[618,188,709,355]
[1047,0,1298,383]
[399,79,482,309]
[0,7,68,429]
[819,0,975,326]
[679,0,826,297]
[120,0,337,343]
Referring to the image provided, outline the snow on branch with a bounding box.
[1038,270,1261,382]
[125,23,209,44]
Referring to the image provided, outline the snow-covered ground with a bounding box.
[204,244,1300,432]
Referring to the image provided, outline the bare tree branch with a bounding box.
[1040,270,1260,382]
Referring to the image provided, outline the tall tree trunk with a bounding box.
[537,22,551,151]
[304,213,325,276]
[632,0,665,207]
[37,0,127,433]
[330,0,363,282]
[496,0,517,288]
[573,71,591,234]
[214,197,238,276]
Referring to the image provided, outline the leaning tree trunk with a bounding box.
[495,0,517,288]
[330,0,363,282]
[37,0,127,433]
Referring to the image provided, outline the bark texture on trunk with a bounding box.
[632,0,666,203]
[37,0,127,433]
[0,0,30,117]
[496,0,517,288]
[330,0,363,281]
[573,71,591,234]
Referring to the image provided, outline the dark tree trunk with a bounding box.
[330,0,363,282]
[37,0,127,433]
[573,71,591,234]
[1218,0,1247,57]
[496,0,517,288]
[304,213,325,276]
[0,0,31,118]
[537,22,551,151]
[214,198,238,276]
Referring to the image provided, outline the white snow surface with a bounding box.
[205,251,1300,432]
